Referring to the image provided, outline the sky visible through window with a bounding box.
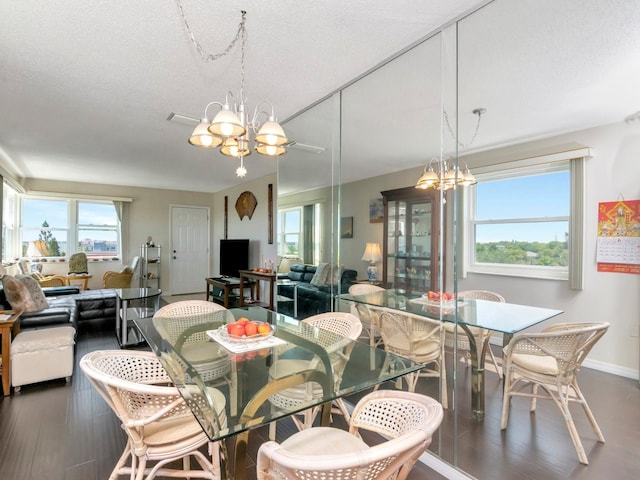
[22,200,118,248]
[475,171,569,243]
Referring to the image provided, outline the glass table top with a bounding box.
[115,287,162,301]
[135,306,423,442]
[339,289,563,335]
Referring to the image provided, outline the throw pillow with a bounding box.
[1,275,39,312]
[310,263,330,286]
[16,275,50,311]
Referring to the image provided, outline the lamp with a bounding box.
[179,9,288,176]
[361,243,382,282]
[26,240,49,273]
[415,157,477,191]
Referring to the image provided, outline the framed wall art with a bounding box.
[341,216,353,238]
[369,198,384,223]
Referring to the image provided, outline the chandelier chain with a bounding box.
[175,0,246,64]
[443,108,484,150]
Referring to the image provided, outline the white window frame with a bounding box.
[19,196,122,259]
[463,148,587,287]
[277,206,303,258]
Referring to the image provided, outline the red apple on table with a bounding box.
[228,322,245,338]
[244,322,259,337]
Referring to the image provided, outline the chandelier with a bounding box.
[415,108,484,190]
[177,6,288,175]
[415,157,477,190]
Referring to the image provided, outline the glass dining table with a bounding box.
[134,306,423,480]
[339,290,564,419]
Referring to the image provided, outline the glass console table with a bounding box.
[135,306,423,480]
[115,288,161,347]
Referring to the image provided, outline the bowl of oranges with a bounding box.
[221,317,274,342]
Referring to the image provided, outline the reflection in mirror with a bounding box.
[278,0,640,477]
[276,94,341,319]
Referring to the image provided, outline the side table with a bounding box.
[0,310,22,396]
[238,270,277,310]
[115,288,161,347]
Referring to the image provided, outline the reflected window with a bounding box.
[278,207,302,257]
[468,163,572,279]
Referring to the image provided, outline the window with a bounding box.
[2,182,19,261]
[466,153,585,284]
[77,202,119,256]
[278,207,302,257]
[19,197,120,259]
[22,198,69,257]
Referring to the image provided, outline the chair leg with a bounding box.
[486,344,502,377]
[572,379,605,443]
[500,368,514,430]
[553,384,590,465]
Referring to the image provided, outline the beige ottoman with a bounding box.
[11,326,76,392]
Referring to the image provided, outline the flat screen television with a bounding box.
[219,239,249,278]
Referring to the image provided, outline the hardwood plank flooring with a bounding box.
[0,317,638,480]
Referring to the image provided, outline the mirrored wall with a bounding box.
[278,0,640,476]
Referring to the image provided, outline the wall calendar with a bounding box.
[596,199,640,274]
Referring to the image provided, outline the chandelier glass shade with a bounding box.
[415,157,477,191]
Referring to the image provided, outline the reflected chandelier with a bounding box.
[415,108,484,190]
[415,157,477,190]
[177,6,288,173]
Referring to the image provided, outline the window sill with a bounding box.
[467,264,568,281]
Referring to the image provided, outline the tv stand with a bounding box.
[205,277,254,308]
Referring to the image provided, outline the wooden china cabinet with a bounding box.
[381,186,445,294]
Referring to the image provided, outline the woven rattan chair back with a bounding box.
[258,390,444,480]
[377,307,447,408]
[348,283,386,347]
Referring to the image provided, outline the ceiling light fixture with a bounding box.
[176,4,288,176]
[415,157,477,190]
[416,108,484,190]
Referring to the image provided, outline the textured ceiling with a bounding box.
[1,1,639,193]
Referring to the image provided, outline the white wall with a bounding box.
[212,174,277,276]
[340,121,640,377]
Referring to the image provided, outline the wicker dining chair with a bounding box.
[500,322,609,465]
[268,311,362,439]
[348,283,386,348]
[258,390,444,480]
[80,350,227,480]
[443,290,505,376]
[377,307,448,409]
[152,300,233,386]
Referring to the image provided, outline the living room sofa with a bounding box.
[0,281,117,332]
[277,264,357,319]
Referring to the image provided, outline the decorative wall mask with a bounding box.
[235,191,258,220]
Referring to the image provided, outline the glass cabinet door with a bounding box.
[382,186,441,295]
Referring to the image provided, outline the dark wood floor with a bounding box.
[1,317,638,480]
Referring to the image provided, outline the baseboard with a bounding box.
[489,336,639,381]
[419,450,475,480]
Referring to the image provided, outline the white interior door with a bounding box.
[170,205,210,295]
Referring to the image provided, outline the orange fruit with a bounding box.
[257,322,271,335]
